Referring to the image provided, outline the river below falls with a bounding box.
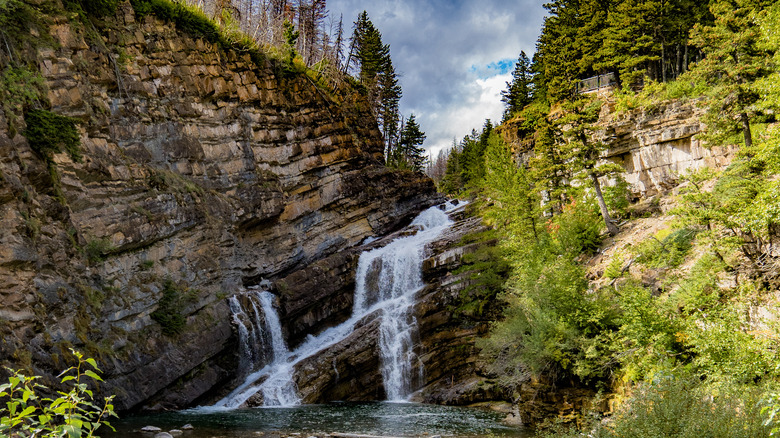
[109,402,534,437]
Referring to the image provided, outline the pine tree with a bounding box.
[393,114,427,172]
[437,140,462,194]
[594,0,662,87]
[483,132,540,241]
[529,115,570,215]
[501,51,533,120]
[690,0,773,150]
[378,58,402,159]
[559,97,622,235]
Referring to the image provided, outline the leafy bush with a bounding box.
[603,175,631,217]
[23,109,81,163]
[553,200,604,255]
[451,231,511,319]
[480,242,620,384]
[596,375,769,438]
[84,238,114,264]
[0,350,117,437]
[633,227,697,269]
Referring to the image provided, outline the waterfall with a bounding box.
[353,204,456,400]
[214,201,460,408]
[216,289,299,407]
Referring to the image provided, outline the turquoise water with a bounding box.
[110,402,533,437]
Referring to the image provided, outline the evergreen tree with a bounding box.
[440,140,463,194]
[378,58,402,159]
[559,97,622,235]
[690,0,774,150]
[529,116,570,215]
[282,19,299,64]
[534,0,584,102]
[594,0,662,87]
[393,114,427,171]
[459,120,493,187]
[346,10,402,158]
[483,132,540,241]
[501,51,533,120]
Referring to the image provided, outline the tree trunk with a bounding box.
[661,43,667,82]
[590,172,619,236]
[741,112,753,150]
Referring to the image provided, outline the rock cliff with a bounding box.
[0,0,439,410]
[500,99,736,196]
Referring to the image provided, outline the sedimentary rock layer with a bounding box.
[0,1,438,410]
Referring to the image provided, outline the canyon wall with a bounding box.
[0,0,439,410]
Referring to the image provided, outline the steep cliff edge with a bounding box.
[0,0,439,410]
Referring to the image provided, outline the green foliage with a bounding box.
[451,230,511,320]
[282,20,299,64]
[632,228,697,269]
[0,350,117,437]
[481,132,540,241]
[84,238,114,264]
[552,200,604,256]
[690,0,774,149]
[591,375,770,438]
[63,0,120,17]
[387,114,426,172]
[501,51,533,121]
[764,387,780,436]
[0,67,46,134]
[150,279,193,336]
[23,109,82,163]
[602,175,631,217]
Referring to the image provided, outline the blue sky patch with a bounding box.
[470,58,514,78]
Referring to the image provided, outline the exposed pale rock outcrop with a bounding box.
[500,99,736,196]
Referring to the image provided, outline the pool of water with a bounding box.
[110,402,533,437]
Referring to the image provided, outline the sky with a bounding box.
[325,0,547,159]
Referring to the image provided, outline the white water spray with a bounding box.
[215,201,461,408]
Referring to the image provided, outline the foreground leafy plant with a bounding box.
[0,350,117,437]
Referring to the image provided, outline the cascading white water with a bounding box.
[216,289,299,407]
[353,204,456,400]
[213,201,461,409]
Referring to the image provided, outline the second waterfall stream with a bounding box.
[214,201,461,408]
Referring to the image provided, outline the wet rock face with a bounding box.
[277,212,498,406]
[0,1,438,411]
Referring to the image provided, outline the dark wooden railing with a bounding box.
[576,73,616,94]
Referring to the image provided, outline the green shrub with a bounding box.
[451,231,511,319]
[84,237,114,264]
[553,201,603,255]
[23,109,81,163]
[150,279,192,336]
[633,227,697,269]
[594,375,769,438]
[603,175,631,217]
[1,67,46,133]
[0,350,117,437]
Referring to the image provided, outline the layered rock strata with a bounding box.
[500,99,736,196]
[0,1,438,410]
[259,209,506,408]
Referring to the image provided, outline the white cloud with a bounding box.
[326,0,546,156]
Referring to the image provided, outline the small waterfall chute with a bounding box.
[215,201,462,408]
